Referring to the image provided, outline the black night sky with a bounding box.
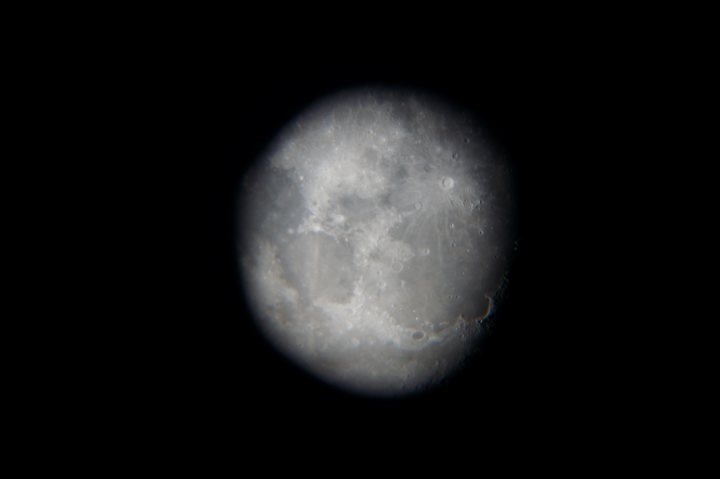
[17,5,688,466]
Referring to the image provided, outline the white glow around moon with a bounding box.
[237,87,515,397]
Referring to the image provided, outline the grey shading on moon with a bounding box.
[237,87,516,397]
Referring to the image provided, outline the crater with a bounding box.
[440,176,455,190]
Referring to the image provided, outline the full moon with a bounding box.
[237,87,516,397]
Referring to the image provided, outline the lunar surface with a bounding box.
[237,87,515,397]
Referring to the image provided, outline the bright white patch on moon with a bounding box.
[237,87,515,397]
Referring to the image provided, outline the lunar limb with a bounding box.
[237,88,515,396]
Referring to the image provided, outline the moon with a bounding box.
[237,87,516,397]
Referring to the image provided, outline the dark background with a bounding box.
[17,9,693,467]
[16,6,696,465]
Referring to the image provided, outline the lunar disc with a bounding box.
[237,87,515,397]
